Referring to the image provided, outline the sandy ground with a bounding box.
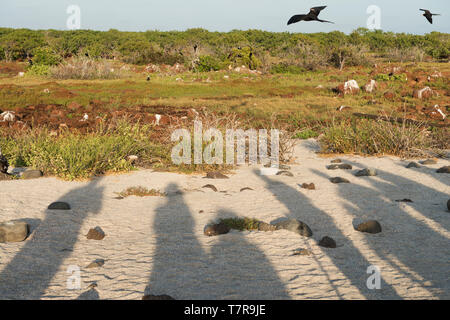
[0,139,449,300]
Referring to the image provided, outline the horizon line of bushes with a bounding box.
[1,27,448,75]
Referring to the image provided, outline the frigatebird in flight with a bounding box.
[287,6,334,25]
[420,9,440,24]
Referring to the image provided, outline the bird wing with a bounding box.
[309,6,327,16]
[287,14,307,25]
[420,9,431,14]
[425,14,433,24]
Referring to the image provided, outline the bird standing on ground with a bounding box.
[420,9,440,24]
[287,6,334,25]
[0,148,9,174]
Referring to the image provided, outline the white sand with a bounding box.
[0,140,449,300]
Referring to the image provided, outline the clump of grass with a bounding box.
[319,117,436,158]
[219,217,262,231]
[50,57,123,80]
[293,128,319,140]
[0,121,169,180]
[116,186,165,198]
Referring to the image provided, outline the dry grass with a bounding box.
[115,186,166,198]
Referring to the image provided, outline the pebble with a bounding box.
[276,171,294,177]
[86,226,106,240]
[48,202,71,210]
[0,220,29,243]
[240,187,254,192]
[204,222,230,237]
[406,162,421,168]
[273,219,313,237]
[355,220,382,234]
[421,159,437,165]
[436,166,450,174]
[301,183,316,190]
[327,164,352,170]
[330,177,350,184]
[86,259,105,269]
[319,236,337,248]
[202,184,218,192]
[355,168,377,177]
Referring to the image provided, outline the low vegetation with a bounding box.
[115,186,165,198]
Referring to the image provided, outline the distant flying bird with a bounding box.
[420,9,440,24]
[287,6,334,25]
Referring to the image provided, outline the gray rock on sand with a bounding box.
[205,171,229,179]
[48,202,71,210]
[21,169,43,180]
[276,171,294,177]
[319,236,337,248]
[355,220,382,234]
[406,162,421,168]
[86,259,105,269]
[421,159,437,165]
[204,222,230,236]
[330,177,350,184]
[327,164,352,170]
[436,166,450,174]
[257,222,278,232]
[86,226,106,240]
[273,219,313,237]
[0,220,29,243]
[301,183,316,190]
[202,184,218,192]
[355,168,377,177]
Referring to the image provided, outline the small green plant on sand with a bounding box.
[116,186,166,198]
[219,217,262,231]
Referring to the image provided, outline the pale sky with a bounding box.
[1,0,449,34]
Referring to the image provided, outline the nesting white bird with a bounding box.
[80,113,89,122]
[433,105,446,120]
[154,114,162,126]
[0,111,16,122]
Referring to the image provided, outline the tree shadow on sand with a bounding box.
[311,160,449,299]
[256,170,403,299]
[145,183,290,299]
[0,178,104,299]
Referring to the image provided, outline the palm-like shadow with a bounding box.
[0,178,104,299]
[146,183,289,299]
[312,160,449,298]
[256,170,402,299]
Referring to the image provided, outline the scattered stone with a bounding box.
[319,236,337,248]
[86,259,105,269]
[127,155,139,164]
[142,295,175,300]
[86,227,106,240]
[48,202,71,210]
[355,220,382,234]
[355,168,377,177]
[205,171,229,179]
[336,80,360,95]
[0,111,16,122]
[257,222,277,232]
[202,184,218,192]
[436,166,450,174]
[273,219,313,237]
[327,164,352,170]
[292,249,313,256]
[331,159,342,164]
[396,199,413,203]
[421,159,437,165]
[77,288,100,300]
[21,169,43,180]
[240,187,254,192]
[204,222,230,237]
[330,177,350,184]
[406,162,421,168]
[198,210,204,214]
[0,220,29,243]
[276,171,294,177]
[301,183,316,190]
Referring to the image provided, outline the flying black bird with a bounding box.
[287,6,334,25]
[420,9,440,24]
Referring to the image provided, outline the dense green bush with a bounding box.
[26,64,51,76]
[32,47,62,66]
[194,55,221,72]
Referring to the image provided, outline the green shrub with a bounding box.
[26,64,51,76]
[270,63,305,74]
[195,55,221,72]
[32,47,62,66]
